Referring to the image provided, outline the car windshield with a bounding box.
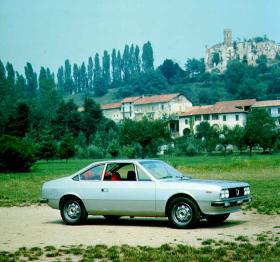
[140,161,184,180]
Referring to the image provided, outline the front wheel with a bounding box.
[205,213,230,225]
[168,197,200,229]
[60,199,87,225]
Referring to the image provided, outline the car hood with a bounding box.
[161,178,248,189]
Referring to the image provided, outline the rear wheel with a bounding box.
[168,197,200,229]
[60,198,87,225]
[205,213,230,225]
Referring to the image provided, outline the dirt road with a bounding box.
[0,205,279,251]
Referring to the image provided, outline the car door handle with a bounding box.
[101,188,109,192]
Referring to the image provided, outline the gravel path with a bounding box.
[0,205,279,251]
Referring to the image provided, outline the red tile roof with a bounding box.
[252,100,280,107]
[134,93,180,105]
[180,104,246,117]
[121,96,141,103]
[215,99,256,107]
[101,102,121,110]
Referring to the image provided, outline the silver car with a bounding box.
[41,159,251,229]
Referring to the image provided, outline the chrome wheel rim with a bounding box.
[172,202,192,225]
[64,201,81,221]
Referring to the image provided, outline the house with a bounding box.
[101,102,122,122]
[179,102,249,136]
[101,93,192,122]
[252,100,280,126]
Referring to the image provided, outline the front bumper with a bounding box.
[211,196,251,207]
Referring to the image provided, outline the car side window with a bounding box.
[136,166,152,181]
[80,164,105,181]
[103,163,137,181]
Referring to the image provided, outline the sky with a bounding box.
[0,0,279,74]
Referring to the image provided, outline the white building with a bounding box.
[252,100,280,127]
[101,93,192,123]
[178,99,254,136]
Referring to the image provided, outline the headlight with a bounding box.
[220,189,229,199]
[244,187,250,195]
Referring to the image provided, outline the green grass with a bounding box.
[0,159,92,207]
[1,241,279,262]
[0,155,280,214]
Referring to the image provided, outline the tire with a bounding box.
[205,213,230,225]
[168,197,200,229]
[60,198,87,225]
[103,215,121,221]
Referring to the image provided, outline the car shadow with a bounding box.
[45,216,247,229]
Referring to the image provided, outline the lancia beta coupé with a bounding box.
[41,160,251,228]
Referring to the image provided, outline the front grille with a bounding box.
[229,187,244,198]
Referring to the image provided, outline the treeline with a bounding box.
[57,41,154,96]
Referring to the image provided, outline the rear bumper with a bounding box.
[211,196,251,207]
[40,198,48,204]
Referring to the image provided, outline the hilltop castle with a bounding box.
[205,29,280,72]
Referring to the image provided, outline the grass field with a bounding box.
[0,155,279,214]
[1,240,280,261]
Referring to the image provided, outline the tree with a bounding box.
[24,62,38,97]
[57,66,64,93]
[80,62,87,93]
[39,67,60,121]
[185,58,205,78]
[142,41,154,72]
[256,55,268,73]
[87,56,94,91]
[195,121,218,152]
[119,118,171,157]
[73,63,80,93]
[38,130,57,161]
[81,97,103,141]
[59,132,75,162]
[5,102,30,137]
[52,100,81,138]
[122,45,130,83]
[102,50,111,87]
[0,135,35,172]
[244,108,276,156]
[64,59,73,94]
[107,139,119,158]
[159,59,185,84]
[6,62,15,86]
[135,45,141,74]
[93,53,106,96]
[229,125,245,152]
[219,125,231,155]
[0,60,6,80]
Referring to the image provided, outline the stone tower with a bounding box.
[224,29,232,47]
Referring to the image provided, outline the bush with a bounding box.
[0,135,36,172]
[87,145,104,159]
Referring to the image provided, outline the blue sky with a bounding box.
[0,0,279,74]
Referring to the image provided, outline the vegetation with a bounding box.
[0,239,279,261]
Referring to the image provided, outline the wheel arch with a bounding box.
[165,193,201,216]
[59,194,85,210]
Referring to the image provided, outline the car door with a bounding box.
[94,162,156,216]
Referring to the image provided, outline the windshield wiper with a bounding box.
[160,175,173,180]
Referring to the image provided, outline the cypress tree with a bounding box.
[24,62,38,97]
[64,59,73,94]
[87,56,94,91]
[122,45,130,83]
[142,41,154,72]
[102,50,111,87]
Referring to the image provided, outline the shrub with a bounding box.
[0,135,36,172]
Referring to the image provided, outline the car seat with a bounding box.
[127,170,136,181]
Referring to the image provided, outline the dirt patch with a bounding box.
[0,205,279,251]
